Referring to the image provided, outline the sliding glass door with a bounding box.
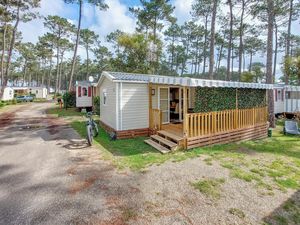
[159,87,169,124]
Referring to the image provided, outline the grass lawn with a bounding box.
[46,107,85,118]
[71,120,300,177]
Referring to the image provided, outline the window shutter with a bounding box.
[282,90,284,101]
[88,86,91,97]
[275,90,277,102]
[78,86,81,97]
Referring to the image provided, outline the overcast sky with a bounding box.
[18,0,300,80]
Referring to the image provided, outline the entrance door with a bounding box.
[159,87,169,124]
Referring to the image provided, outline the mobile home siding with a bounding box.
[100,77,117,129]
[121,83,149,130]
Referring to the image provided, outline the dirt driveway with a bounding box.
[0,103,298,225]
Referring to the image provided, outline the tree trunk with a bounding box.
[55,44,60,93]
[47,58,53,92]
[208,0,218,79]
[285,0,293,84]
[238,0,245,81]
[249,52,253,72]
[266,0,275,128]
[86,44,89,80]
[1,0,21,100]
[68,0,82,91]
[273,22,278,79]
[227,0,233,81]
[1,22,7,86]
[202,15,208,75]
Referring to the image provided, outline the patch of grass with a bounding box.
[250,168,265,177]
[273,215,289,225]
[229,208,245,219]
[275,178,299,189]
[231,168,261,182]
[47,107,84,117]
[71,121,236,170]
[204,157,213,165]
[121,207,137,221]
[191,178,225,199]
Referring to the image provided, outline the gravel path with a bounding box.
[0,103,298,225]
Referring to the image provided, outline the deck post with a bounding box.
[183,87,188,149]
[235,88,238,129]
[149,83,152,132]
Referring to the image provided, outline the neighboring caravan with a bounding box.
[1,87,14,101]
[274,84,300,117]
[29,87,48,99]
[76,81,93,109]
[98,71,272,152]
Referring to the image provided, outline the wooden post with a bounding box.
[183,87,188,149]
[149,83,153,130]
[235,88,238,129]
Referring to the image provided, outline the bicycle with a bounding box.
[86,111,99,146]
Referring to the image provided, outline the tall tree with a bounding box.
[44,16,74,93]
[130,0,175,73]
[208,0,218,79]
[266,0,275,127]
[191,0,212,75]
[80,29,99,79]
[226,0,234,80]
[1,0,40,99]
[64,0,108,91]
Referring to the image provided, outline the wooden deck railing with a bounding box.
[150,109,162,130]
[184,106,268,138]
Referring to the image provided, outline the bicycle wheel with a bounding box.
[86,124,93,146]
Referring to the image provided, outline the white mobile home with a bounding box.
[274,85,300,116]
[98,71,271,151]
[1,87,14,101]
[76,81,93,109]
[29,87,48,99]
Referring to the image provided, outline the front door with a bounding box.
[159,87,169,124]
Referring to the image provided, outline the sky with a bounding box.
[18,0,299,80]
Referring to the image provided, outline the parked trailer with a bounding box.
[274,84,300,118]
[76,81,93,110]
[1,87,14,101]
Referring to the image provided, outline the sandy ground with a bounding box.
[0,102,298,225]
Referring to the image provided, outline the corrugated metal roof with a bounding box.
[286,85,300,91]
[107,71,150,82]
[103,71,274,89]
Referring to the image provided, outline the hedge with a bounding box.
[194,87,266,113]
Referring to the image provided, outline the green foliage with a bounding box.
[191,178,225,199]
[62,91,76,107]
[238,88,266,109]
[194,87,266,112]
[93,96,100,115]
[229,208,246,219]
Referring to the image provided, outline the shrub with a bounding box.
[63,91,76,107]
[93,96,100,115]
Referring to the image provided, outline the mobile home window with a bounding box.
[82,87,87,96]
[103,90,107,105]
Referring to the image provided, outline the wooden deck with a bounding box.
[161,123,183,137]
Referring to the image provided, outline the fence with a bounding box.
[184,106,268,138]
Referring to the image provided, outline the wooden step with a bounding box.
[157,130,183,142]
[151,135,178,150]
[144,139,170,154]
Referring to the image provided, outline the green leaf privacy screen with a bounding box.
[194,87,267,113]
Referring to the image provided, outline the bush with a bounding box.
[63,91,76,108]
[93,96,100,115]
